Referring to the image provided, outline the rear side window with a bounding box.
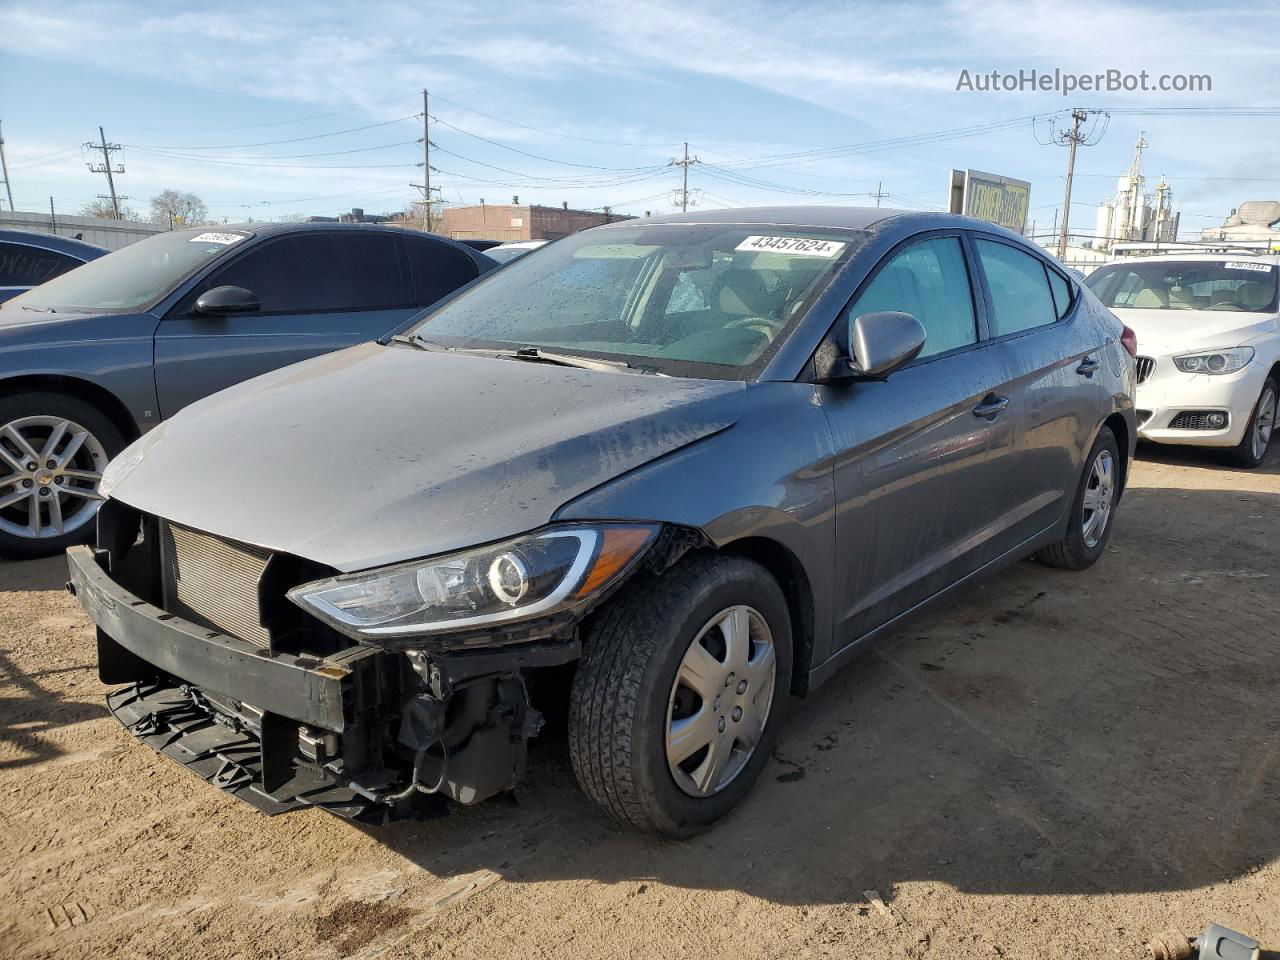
[1046,267,1073,319]
[975,239,1058,336]
[849,236,977,358]
[404,238,480,306]
[206,233,410,313]
[0,242,81,286]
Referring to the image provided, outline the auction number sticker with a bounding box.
[189,232,246,245]
[736,235,846,258]
[1224,261,1273,272]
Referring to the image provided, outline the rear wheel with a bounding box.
[1227,377,1276,469]
[568,553,791,837]
[0,392,124,559]
[1035,426,1120,571]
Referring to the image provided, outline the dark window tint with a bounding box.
[0,242,81,287]
[850,236,977,358]
[404,238,479,306]
[206,233,409,313]
[1046,267,1073,319]
[975,239,1057,335]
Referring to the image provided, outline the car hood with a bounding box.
[1111,307,1278,356]
[105,341,745,571]
[0,307,140,345]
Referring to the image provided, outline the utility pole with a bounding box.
[1050,107,1107,260]
[85,125,125,219]
[669,142,701,212]
[422,89,431,232]
[0,121,14,212]
[49,196,56,234]
[872,181,887,207]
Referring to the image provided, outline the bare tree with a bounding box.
[149,189,208,228]
[79,199,141,220]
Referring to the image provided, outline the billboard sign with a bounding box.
[948,169,1031,233]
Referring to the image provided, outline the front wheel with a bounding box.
[568,553,792,837]
[0,392,125,559]
[1227,377,1277,469]
[1035,426,1120,571]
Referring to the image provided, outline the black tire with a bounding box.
[1035,426,1120,571]
[568,553,792,838]
[1226,377,1277,469]
[0,392,126,560]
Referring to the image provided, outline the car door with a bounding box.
[820,232,1020,647]
[970,236,1104,545]
[153,231,420,417]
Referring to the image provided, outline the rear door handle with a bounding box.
[1077,357,1101,377]
[973,394,1010,419]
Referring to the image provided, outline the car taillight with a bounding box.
[1120,325,1138,358]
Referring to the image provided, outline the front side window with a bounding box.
[411,224,867,377]
[1086,260,1279,313]
[975,239,1058,336]
[205,233,409,314]
[2,230,249,313]
[849,236,977,359]
[0,243,81,287]
[405,238,478,306]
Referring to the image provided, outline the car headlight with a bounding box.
[287,523,658,641]
[1173,347,1254,375]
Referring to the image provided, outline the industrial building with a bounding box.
[1093,134,1180,253]
[435,200,628,244]
[1198,200,1280,248]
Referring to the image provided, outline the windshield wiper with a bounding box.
[384,333,447,351]
[20,305,55,313]
[506,347,637,373]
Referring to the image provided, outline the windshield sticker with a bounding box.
[189,232,246,245]
[736,236,846,258]
[1224,261,1273,273]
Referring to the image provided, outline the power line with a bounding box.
[428,93,682,148]
[429,114,664,172]
[124,114,421,151]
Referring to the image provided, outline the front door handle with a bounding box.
[973,394,1010,419]
[1076,356,1101,377]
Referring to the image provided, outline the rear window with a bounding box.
[0,242,82,287]
[1086,260,1279,313]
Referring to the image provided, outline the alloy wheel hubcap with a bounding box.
[666,605,776,798]
[0,416,107,540]
[1253,387,1276,461]
[1081,449,1115,549]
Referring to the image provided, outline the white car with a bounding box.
[1086,254,1279,467]
[484,239,550,265]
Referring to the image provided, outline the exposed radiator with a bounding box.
[158,520,271,647]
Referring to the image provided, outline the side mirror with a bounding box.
[847,311,926,379]
[195,285,259,316]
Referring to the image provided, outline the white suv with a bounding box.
[1086,254,1279,467]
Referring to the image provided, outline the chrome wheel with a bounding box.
[666,605,776,798]
[0,416,107,541]
[1251,384,1276,462]
[1081,448,1115,549]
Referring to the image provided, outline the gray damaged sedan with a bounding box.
[68,207,1137,836]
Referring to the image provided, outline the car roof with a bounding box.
[492,240,549,249]
[181,221,436,238]
[0,228,109,259]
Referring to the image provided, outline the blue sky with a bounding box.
[1,0,1275,241]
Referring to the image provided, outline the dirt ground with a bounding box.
[2,445,1278,960]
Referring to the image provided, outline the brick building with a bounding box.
[435,200,628,244]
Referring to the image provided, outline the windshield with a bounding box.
[1086,260,1278,313]
[1,229,251,313]
[410,224,865,377]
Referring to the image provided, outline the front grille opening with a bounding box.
[160,521,272,646]
[1136,409,1154,428]
[1169,410,1229,431]
[154,517,353,656]
[1135,356,1156,384]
